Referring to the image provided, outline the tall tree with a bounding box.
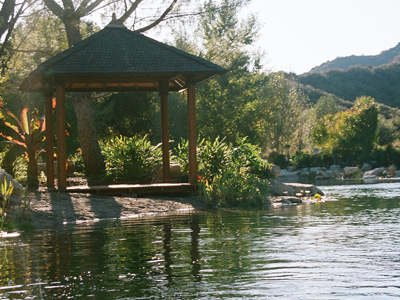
[0,0,36,73]
[42,0,194,176]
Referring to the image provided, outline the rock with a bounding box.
[387,165,396,177]
[287,166,297,172]
[363,167,386,177]
[270,164,281,178]
[0,169,24,197]
[330,165,342,172]
[315,171,331,180]
[362,175,379,184]
[0,169,24,206]
[285,183,324,196]
[268,179,295,196]
[267,196,302,205]
[277,169,298,183]
[344,166,360,178]
[360,163,373,172]
[152,164,185,183]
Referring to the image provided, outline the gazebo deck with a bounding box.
[65,182,195,196]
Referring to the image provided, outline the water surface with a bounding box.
[1,183,400,299]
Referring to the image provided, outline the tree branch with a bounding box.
[81,0,105,17]
[135,0,177,33]
[0,0,15,37]
[117,0,143,24]
[42,0,64,18]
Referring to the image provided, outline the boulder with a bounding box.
[344,166,359,178]
[287,166,297,172]
[330,165,342,172]
[362,175,379,184]
[315,171,331,180]
[268,179,295,196]
[360,163,373,172]
[270,164,281,178]
[387,165,396,177]
[363,167,386,177]
[277,169,298,183]
[152,164,185,183]
[0,169,24,197]
[285,182,324,196]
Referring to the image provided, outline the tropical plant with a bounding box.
[0,105,46,188]
[175,137,271,207]
[0,177,14,231]
[101,135,162,182]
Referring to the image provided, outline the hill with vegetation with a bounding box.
[309,42,400,73]
[297,63,400,109]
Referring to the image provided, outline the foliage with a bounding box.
[314,95,339,117]
[291,151,334,169]
[312,96,379,164]
[0,177,14,231]
[299,63,400,109]
[175,137,271,207]
[371,145,400,167]
[244,72,312,153]
[101,135,162,182]
[0,105,46,189]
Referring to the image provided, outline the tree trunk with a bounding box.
[63,18,105,177]
[72,93,105,177]
[27,151,39,190]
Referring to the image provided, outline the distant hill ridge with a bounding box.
[309,42,400,73]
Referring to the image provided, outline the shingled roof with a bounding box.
[20,23,226,92]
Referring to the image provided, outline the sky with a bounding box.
[243,0,400,74]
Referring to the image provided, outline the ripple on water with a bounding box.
[1,183,400,299]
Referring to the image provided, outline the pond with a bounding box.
[1,182,400,299]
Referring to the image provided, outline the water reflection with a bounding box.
[1,183,400,299]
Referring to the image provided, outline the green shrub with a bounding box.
[175,137,271,207]
[101,135,162,182]
[371,145,400,167]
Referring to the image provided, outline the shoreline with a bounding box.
[25,190,203,230]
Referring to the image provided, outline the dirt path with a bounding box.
[26,190,202,229]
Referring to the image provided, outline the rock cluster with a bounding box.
[274,164,400,184]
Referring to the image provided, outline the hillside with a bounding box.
[309,42,400,73]
[298,63,400,109]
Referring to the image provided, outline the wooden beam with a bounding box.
[56,85,67,191]
[160,81,170,182]
[43,90,55,189]
[187,83,197,185]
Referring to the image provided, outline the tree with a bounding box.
[0,0,38,73]
[312,96,379,163]
[41,0,196,177]
[314,95,339,117]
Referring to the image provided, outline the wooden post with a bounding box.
[160,81,170,182]
[56,84,67,191]
[187,83,197,185]
[43,89,55,189]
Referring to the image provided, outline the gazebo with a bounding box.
[20,20,226,192]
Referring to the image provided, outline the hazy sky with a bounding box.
[244,0,400,74]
